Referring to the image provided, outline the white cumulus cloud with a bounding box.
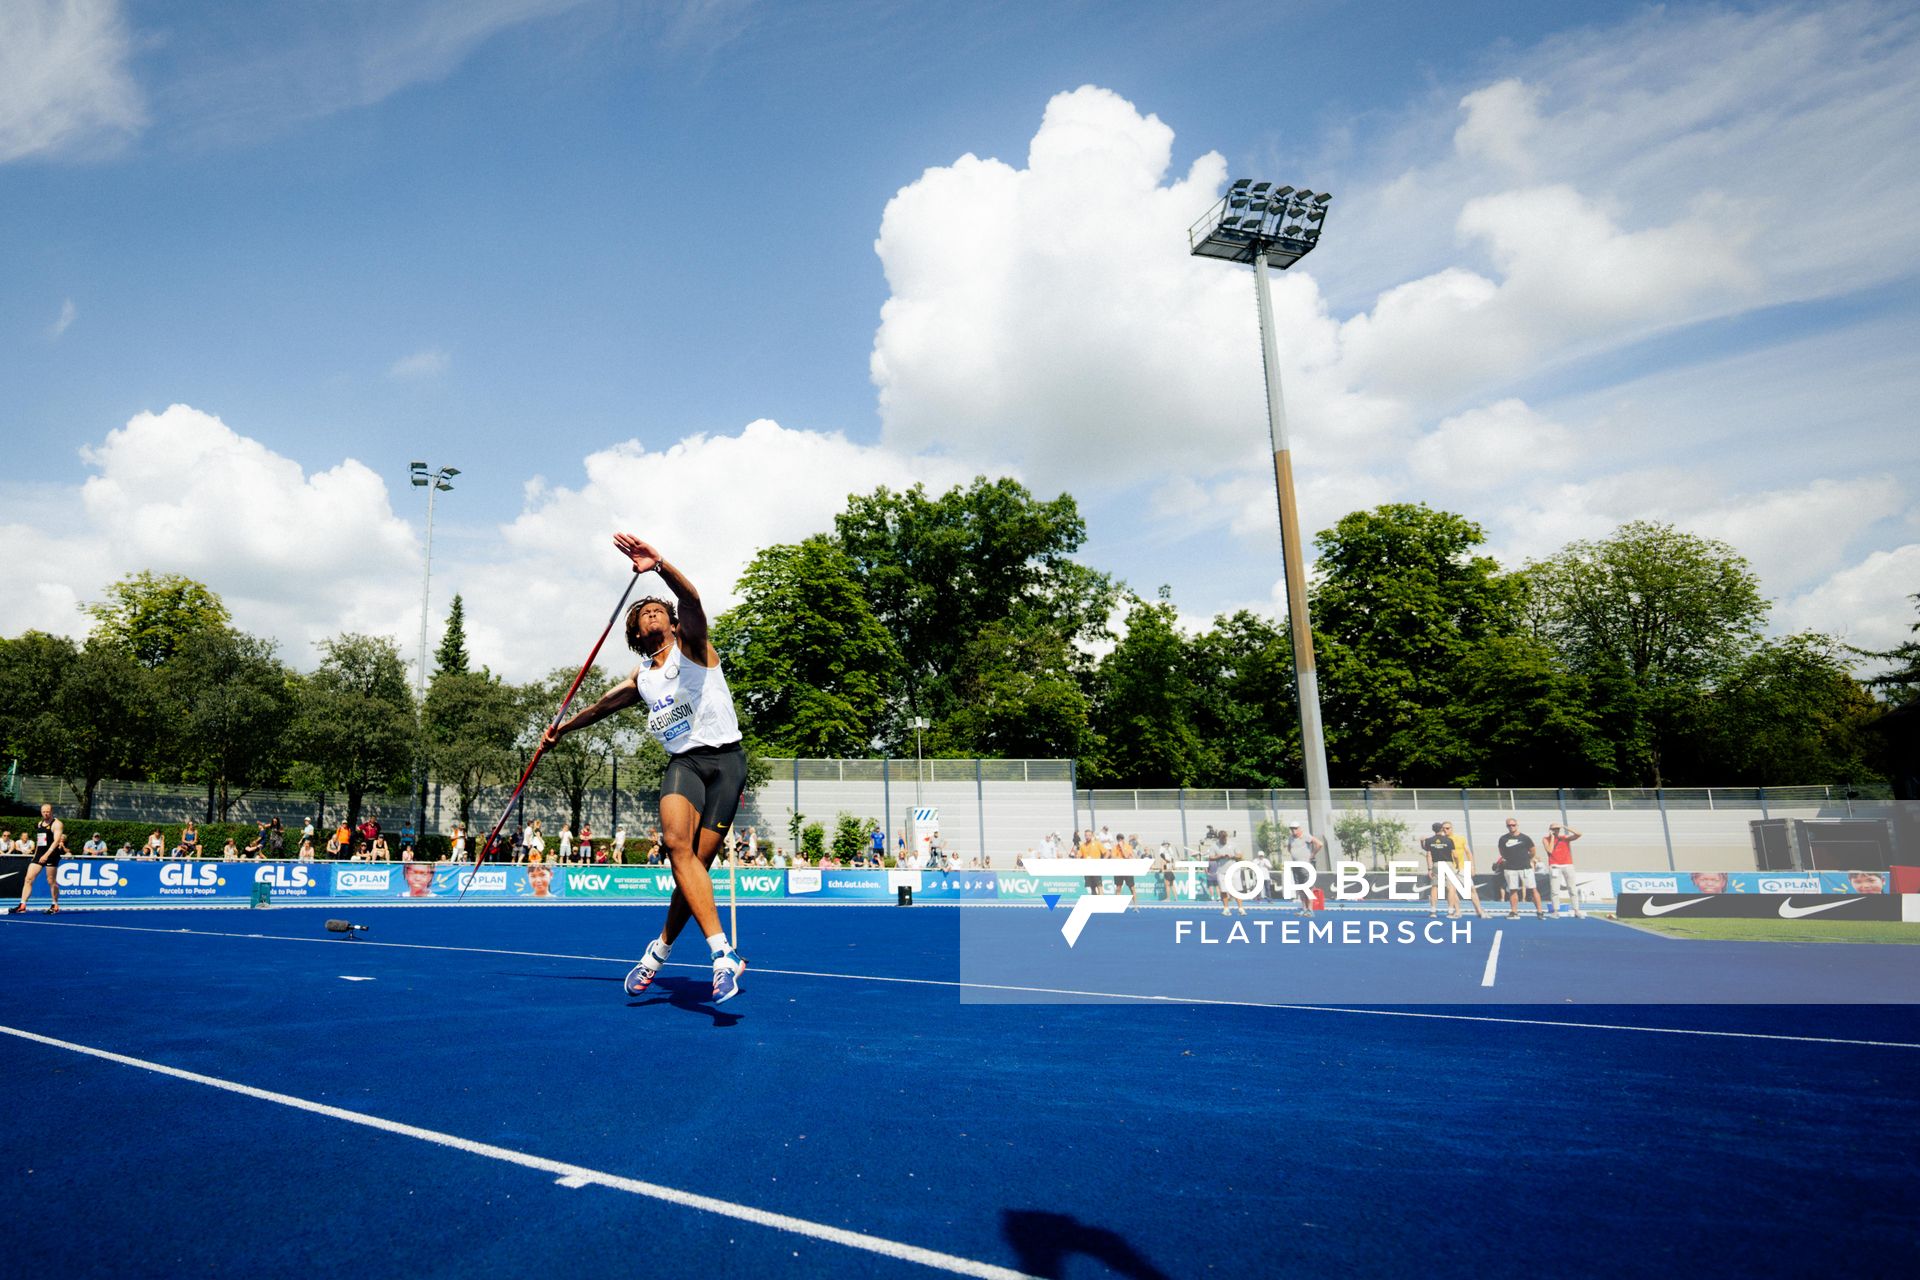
[390,347,451,379]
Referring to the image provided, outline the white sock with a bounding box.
[645,937,672,963]
[706,930,730,958]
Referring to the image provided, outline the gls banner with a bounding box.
[1617,893,1902,921]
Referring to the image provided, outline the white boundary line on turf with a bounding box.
[11,917,1919,1050]
[1480,929,1502,988]
[0,1023,1035,1280]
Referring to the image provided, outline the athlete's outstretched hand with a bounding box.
[613,532,662,575]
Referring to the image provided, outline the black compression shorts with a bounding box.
[661,742,748,835]
[32,846,62,867]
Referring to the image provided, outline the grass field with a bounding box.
[1617,916,1920,944]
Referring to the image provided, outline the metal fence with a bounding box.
[13,768,1904,872]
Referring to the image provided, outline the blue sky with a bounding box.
[3,0,1916,679]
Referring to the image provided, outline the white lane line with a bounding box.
[1481,929,1503,988]
[0,1023,1034,1280]
[16,918,1920,1050]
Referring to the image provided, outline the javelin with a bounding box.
[460,569,642,899]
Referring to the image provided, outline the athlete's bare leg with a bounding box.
[655,793,726,946]
[15,862,41,909]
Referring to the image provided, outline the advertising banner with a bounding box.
[1616,893,1903,921]
[787,869,889,899]
[914,871,1002,901]
[712,867,789,899]
[994,872,1097,900]
[1616,871,1891,896]
[563,866,677,899]
[331,863,560,899]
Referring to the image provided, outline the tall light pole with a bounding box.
[910,716,930,807]
[410,460,459,846]
[1189,180,1335,846]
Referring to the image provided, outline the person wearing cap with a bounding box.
[1543,823,1586,918]
[1279,821,1323,911]
[1496,818,1544,919]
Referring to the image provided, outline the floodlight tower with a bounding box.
[410,460,459,844]
[1188,180,1336,846]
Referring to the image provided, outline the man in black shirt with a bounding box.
[1496,818,1544,919]
[1419,822,1455,918]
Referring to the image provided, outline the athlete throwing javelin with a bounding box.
[543,534,749,1003]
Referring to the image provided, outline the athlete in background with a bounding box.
[544,534,749,1003]
[9,803,67,914]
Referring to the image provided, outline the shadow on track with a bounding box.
[1002,1209,1170,1280]
[628,975,741,1027]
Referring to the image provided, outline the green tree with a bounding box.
[1310,504,1524,783]
[1443,634,1615,785]
[834,477,1115,744]
[1085,597,1209,786]
[165,628,297,820]
[711,536,898,756]
[424,668,521,827]
[1189,609,1300,787]
[940,614,1093,759]
[293,634,416,833]
[1856,593,1920,708]
[436,594,471,676]
[1527,521,1767,785]
[1688,633,1882,784]
[0,631,80,777]
[84,571,231,669]
[54,639,161,818]
[525,668,615,833]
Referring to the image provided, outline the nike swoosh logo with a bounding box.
[1641,897,1710,916]
[1778,898,1852,919]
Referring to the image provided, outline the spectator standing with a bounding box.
[332,819,350,855]
[1544,824,1586,918]
[613,825,629,863]
[270,817,285,857]
[1496,819,1544,919]
[1110,834,1138,904]
[451,824,469,861]
[1445,821,1488,920]
[301,817,316,845]
[1076,828,1105,895]
[579,822,595,863]
[558,824,574,863]
[1419,822,1455,919]
[1278,822,1322,912]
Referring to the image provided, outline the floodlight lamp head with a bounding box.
[410,460,427,471]
[411,476,428,487]
[1313,192,1331,206]
[1272,185,1294,199]
[1229,178,1251,191]
[440,466,460,478]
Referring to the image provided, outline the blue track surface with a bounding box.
[3,904,1917,1278]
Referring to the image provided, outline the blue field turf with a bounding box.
[3,903,1917,1278]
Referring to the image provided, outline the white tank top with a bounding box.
[635,642,742,754]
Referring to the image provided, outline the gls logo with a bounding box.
[56,861,123,887]
[255,865,313,889]
[161,862,221,887]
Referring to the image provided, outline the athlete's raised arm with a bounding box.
[612,532,715,664]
